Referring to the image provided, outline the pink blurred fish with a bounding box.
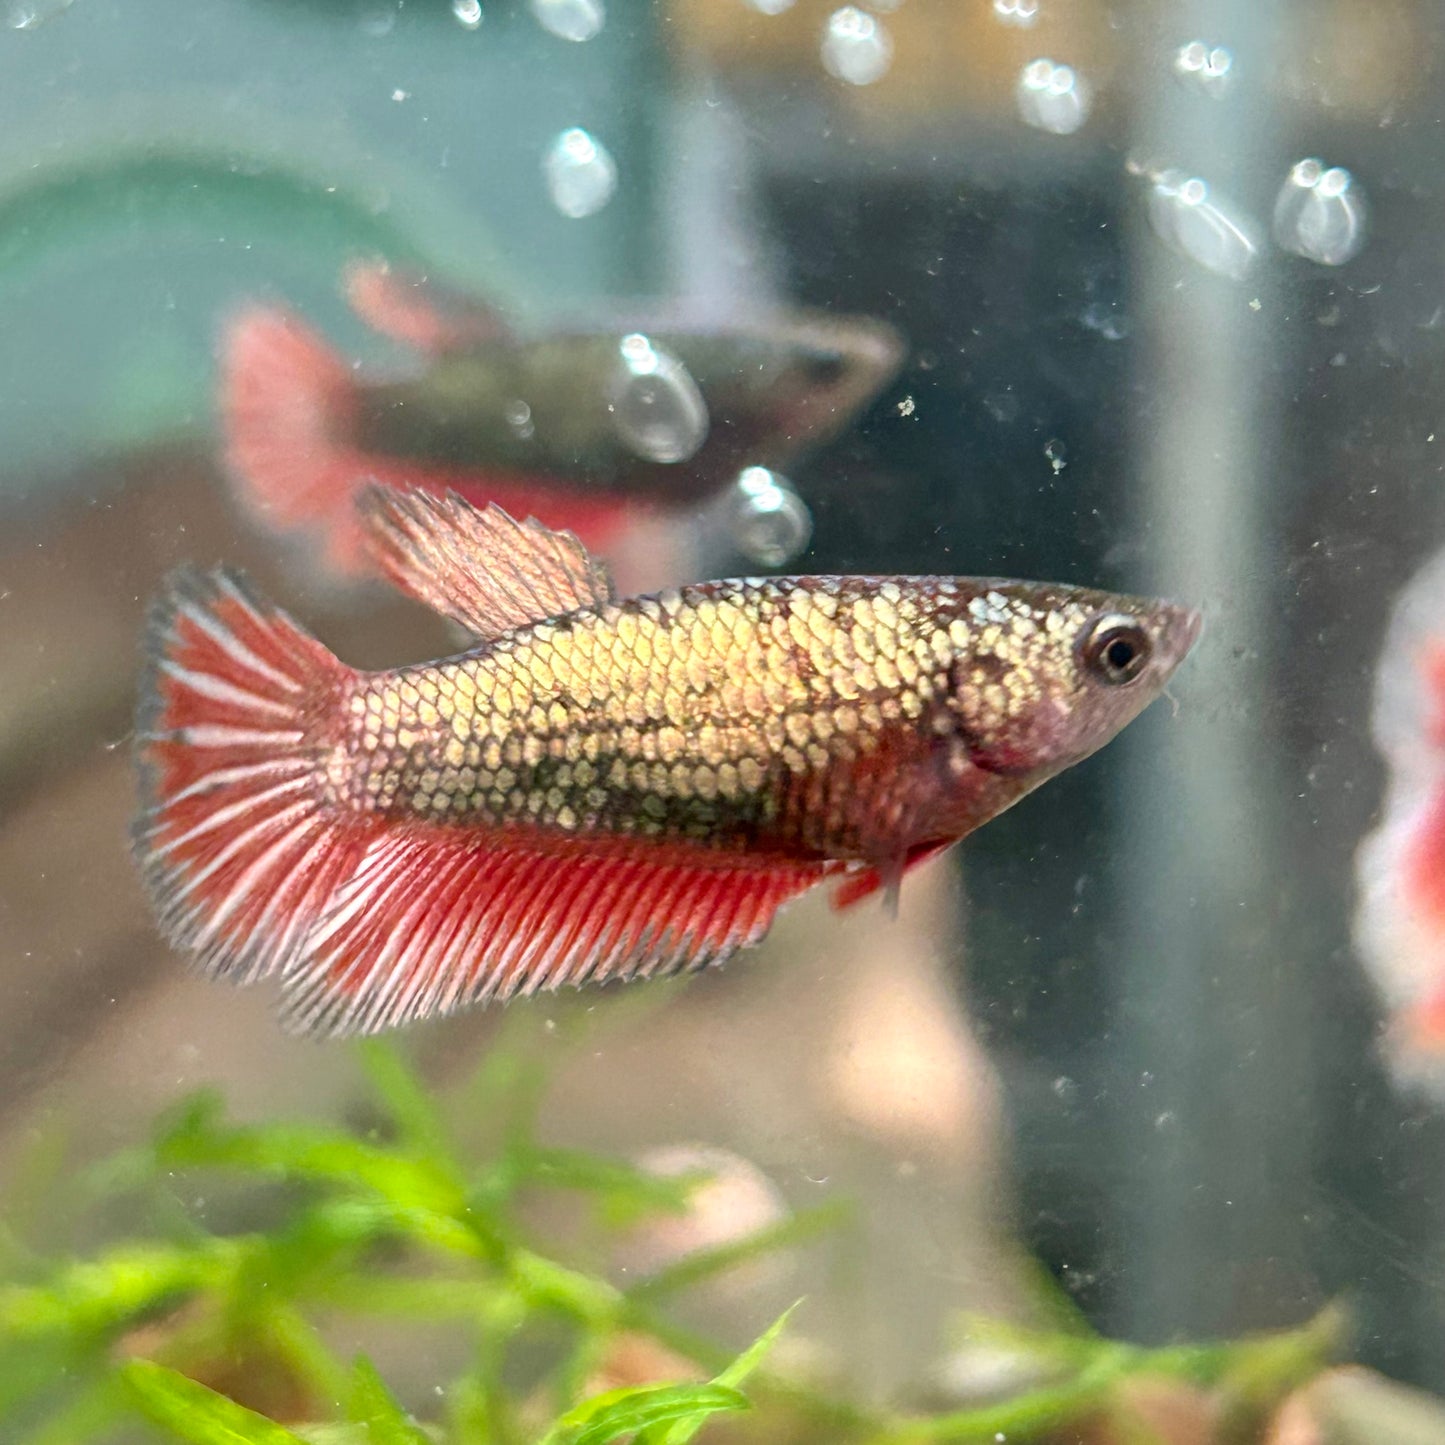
[1355,545,1445,1086]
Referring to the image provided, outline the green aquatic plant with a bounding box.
[0,1024,1382,1444]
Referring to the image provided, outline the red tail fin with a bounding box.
[220,308,363,536]
[133,568,368,985]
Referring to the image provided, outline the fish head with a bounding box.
[756,313,905,448]
[941,582,1202,786]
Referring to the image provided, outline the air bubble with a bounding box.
[505,399,535,441]
[530,0,603,41]
[1272,159,1367,267]
[451,0,482,28]
[542,129,617,219]
[726,468,813,568]
[608,335,710,465]
[1173,40,1233,97]
[992,0,1038,26]
[1016,58,1091,136]
[821,7,893,87]
[1146,169,1259,281]
[747,0,797,11]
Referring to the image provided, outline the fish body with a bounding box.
[222,263,904,574]
[134,489,1199,1037]
[1355,544,1445,1088]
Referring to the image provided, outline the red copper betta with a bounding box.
[134,489,1199,1037]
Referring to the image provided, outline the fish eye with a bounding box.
[1080,614,1151,686]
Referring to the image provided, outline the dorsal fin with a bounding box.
[358,487,615,638]
[343,260,514,354]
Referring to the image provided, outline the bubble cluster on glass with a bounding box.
[820,6,893,88]
[607,335,710,466]
[530,0,604,42]
[725,468,813,568]
[1272,158,1367,267]
[542,128,617,219]
[1172,40,1233,97]
[1146,169,1259,282]
[992,0,1039,27]
[451,0,482,30]
[1016,59,1091,136]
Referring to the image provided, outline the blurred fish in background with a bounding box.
[220,260,904,578]
[1355,542,1445,1093]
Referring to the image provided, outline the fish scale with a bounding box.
[337,578,965,856]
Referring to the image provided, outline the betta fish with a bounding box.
[133,488,1199,1038]
[1355,544,1445,1092]
[221,261,904,575]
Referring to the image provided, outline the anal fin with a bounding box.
[281,828,829,1037]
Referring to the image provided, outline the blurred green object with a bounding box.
[0,1028,1404,1445]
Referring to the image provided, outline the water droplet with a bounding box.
[530,0,603,42]
[1044,438,1067,474]
[1154,1110,1178,1131]
[608,335,709,465]
[1051,1075,1078,1100]
[747,0,796,11]
[1272,158,1367,267]
[357,0,398,36]
[821,7,893,87]
[543,129,617,219]
[992,0,1038,26]
[1172,40,1233,97]
[726,468,813,567]
[1146,169,1259,281]
[1016,58,1091,135]
[505,399,535,441]
[452,0,482,28]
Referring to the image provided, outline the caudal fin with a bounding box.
[133,568,367,985]
[220,307,363,532]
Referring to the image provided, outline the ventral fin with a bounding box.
[280,828,829,1037]
[358,486,615,638]
[831,839,956,912]
[343,259,514,354]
